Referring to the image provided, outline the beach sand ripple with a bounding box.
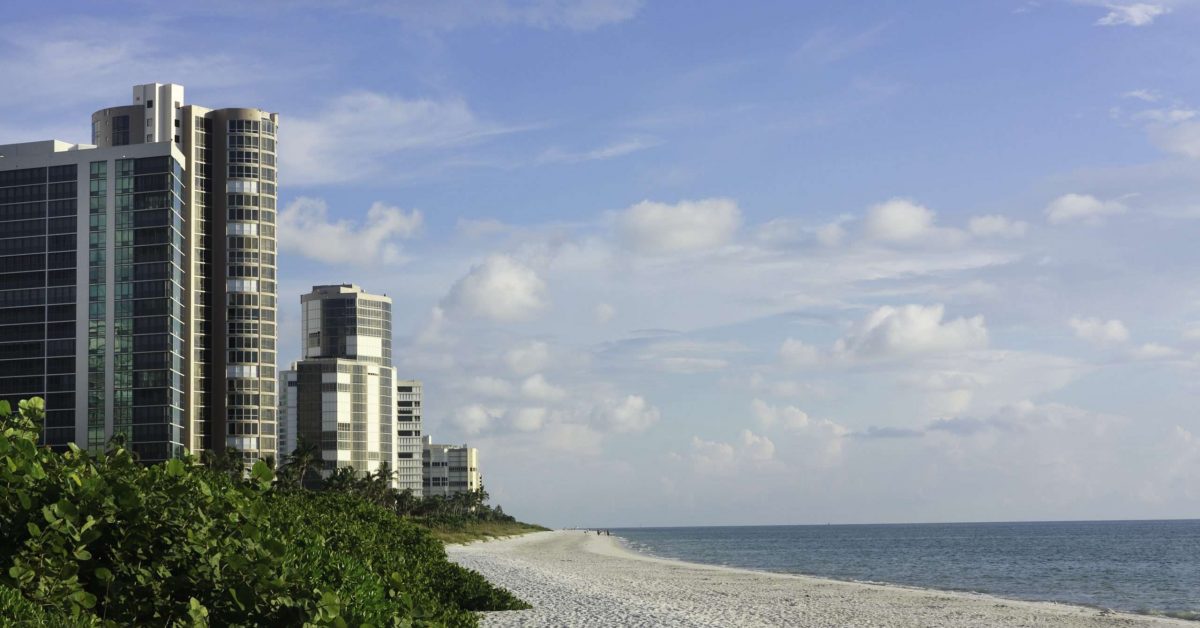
[447,530,1190,627]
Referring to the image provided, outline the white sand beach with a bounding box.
[446,530,1191,627]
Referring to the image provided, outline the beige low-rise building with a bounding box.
[422,436,480,497]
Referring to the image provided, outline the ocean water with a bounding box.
[612,520,1200,618]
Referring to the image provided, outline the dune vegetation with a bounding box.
[0,398,529,626]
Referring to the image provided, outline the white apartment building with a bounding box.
[422,436,481,497]
[395,380,423,496]
[278,285,397,486]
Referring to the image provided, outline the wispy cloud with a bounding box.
[537,137,661,164]
[1092,2,1170,26]
[284,91,523,185]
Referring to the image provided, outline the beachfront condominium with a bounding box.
[0,83,278,465]
[278,285,398,486]
[396,380,423,496]
[422,437,481,497]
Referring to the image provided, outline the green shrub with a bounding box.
[0,398,526,626]
[264,492,529,626]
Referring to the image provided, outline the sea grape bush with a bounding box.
[0,398,527,626]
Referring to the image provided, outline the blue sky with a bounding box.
[4,0,1200,527]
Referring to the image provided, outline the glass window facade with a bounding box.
[0,164,77,447]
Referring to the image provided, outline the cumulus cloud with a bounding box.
[689,436,736,473]
[466,376,516,398]
[278,198,422,265]
[285,92,510,185]
[1068,317,1131,345]
[604,395,661,433]
[752,399,811,430]
[864,198,934,241]
[863,198,965,245]
[520,373,567,401]
[968,214,1029,238]
[779,338,821,367]
[739,430,776,462]
[509,407,547,432]
[1131,342,1182,360]
[619,198,742,254]
[834,304,988,361]
[1044,193,1127,224]
[1149,120,1200,159]
[1094,3,1169,26]
[442,256,548,321]
[505,341,551,374]
[452,404,501,434]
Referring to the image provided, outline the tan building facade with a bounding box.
[422,436,481,497]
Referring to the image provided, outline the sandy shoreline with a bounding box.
[446,530,1191,627]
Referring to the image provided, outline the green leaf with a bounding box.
[74,547,92,561]
[28,462,46,480]
[68,590,97,609]
[94,567,114,583]
[166,458,185,477]
[26,522,41,537]
[0,399,10,416]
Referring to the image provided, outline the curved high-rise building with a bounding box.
[0,83,277,465]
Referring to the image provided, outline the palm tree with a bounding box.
[281,439,323,490]
[201,446,244,480]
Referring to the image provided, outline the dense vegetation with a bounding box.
[0,398,529,626]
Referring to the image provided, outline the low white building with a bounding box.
[422,436,481,497]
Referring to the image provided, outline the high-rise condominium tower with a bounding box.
[278,285,397,486]
[395,380,423,496]
[0,83,278,464]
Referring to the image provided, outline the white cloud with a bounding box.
[655,357,729,373]
[1094,3,1169,26]
[619,198,742,254]
[816,222,847,246]
[362,0,644,31]
[520,373,567,401]
[505,341,551,374]
[834,304,988,361]
[968,214,1029,238]
[595,303,616,324]
[1149,121,1200,159]
[752,399,811,430]
[864,198,934,242]
[510,407,548,432]
[1068,316,1131,345]
[1124,89,1162,102]
[466,376,516,398]
[1131,342,1182,360]
[452,404,501,434]
[538,137,659,164]
[739,430,776,462]
[442,255,548,321]
[689,436,736,473]
[285,92,510,185]
[863,198,965,245]
[779,338,821,367]
[604,395,661,433]
[1044,193,1127,225]
[278,197,422,265]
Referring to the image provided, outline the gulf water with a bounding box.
[613,520,1200,618]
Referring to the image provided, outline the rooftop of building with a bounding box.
[304,284,391,300]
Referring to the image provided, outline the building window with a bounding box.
[147,100,153,108]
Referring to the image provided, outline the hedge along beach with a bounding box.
[448,531,1193,628]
